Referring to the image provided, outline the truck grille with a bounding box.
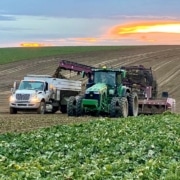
[16,94,30,101]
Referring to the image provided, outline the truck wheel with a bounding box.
[10,107,17,114]
[128,92,138,117]
[37,101,46,114]
[76,95,84,116]
[110,97,128,118]
[52,107,59,113]
[60,105,67,114]
[67,96,76,116]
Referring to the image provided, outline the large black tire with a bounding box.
[152,80,158,98]
[110,97,128,118]
[76,95,84,116]
[10,107,17,114]
[37,101,46,114]
[110,97,121,117]
[67,96,76,116]
[119,97,128,118]
[60,105,67,114]
[52,106,59,114]
[128,92,138,117]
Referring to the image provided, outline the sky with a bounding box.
[0,0,180,47]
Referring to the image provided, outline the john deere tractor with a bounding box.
[67,66,138,118]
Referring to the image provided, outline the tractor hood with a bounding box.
[85,83,107,94]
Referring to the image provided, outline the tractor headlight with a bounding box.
[109,89,115,95]
[85,91,90,94]
[93,91,100,94]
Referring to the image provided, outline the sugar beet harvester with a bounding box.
[55,60,176,116]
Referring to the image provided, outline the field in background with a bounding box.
[0,46,131,64]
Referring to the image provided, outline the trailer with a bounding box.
[9,74,82,114]
[120,65,176,114]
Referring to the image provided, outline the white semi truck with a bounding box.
[9,74,82,114]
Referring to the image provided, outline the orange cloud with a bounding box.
[108,21,180,44]
[110,21,180,35]
[76,37,97,43]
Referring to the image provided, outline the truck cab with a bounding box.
[9,79,50,114]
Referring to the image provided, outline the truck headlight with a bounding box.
[30,94,39,103]
[31,97,39,103]
[9,95,16,103]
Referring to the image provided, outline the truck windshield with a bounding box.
[94,72,115,86]
[18,81,44,90]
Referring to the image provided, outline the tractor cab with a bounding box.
[86,68,127,95]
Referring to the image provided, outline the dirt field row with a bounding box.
[0,45,179,133]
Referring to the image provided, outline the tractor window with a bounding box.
[94,72,115,86]
[116,74,122,85]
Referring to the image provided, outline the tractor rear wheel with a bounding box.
[119,97,128,118]
[67,96,76,116]
[128,92,138,117]
[76,95,84,116]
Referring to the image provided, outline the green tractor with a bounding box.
[67,66,139,117]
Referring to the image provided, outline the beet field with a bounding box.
[0,113,179,179]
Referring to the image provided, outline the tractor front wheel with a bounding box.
[67,96,76,116]
[76,95,84,116]
[60,105,67,114]
[110,97,128,118]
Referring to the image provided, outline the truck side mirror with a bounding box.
[11,88,15,93]
[13,81,17,89]
[13,80,20,90]
[11,81,18,93]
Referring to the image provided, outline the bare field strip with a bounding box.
[0,46,179,133]
[0,114,95,134]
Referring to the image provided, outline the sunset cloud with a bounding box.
[107,21,180,44]
[20,42,52,47]
[110,21,180,35]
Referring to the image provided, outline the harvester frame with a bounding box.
[54,60,176,115]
